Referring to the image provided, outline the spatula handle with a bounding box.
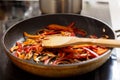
[72,37,120,47]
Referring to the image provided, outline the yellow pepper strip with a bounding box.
[23,39,37,45]
[10,46,18,52]
[18,53,25,59]
[24,32,40,38]
[95,48,108,55]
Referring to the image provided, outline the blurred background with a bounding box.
[0,0,40,33]
[0,0,109,33]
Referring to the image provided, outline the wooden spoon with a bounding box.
[42,35,120,48]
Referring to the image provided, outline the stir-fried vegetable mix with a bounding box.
[10,22,109,65]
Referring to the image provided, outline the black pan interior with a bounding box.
[3,14,115,56]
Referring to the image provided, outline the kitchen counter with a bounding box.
[0,1,119,80]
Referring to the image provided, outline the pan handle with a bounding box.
[115,30,120,37]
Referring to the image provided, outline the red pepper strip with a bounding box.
[83,47,99,57]
[24,46,32,53]
[67,22,75,28]
[67,22,87,36]
[70,32,76,36]
[16,42,23,52]
[58,52,66,58]
[31,45,43,54]
[62,47,75,53]
[71,27,87,36]
[75,29,87,36]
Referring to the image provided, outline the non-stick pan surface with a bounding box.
[2,14,115,77]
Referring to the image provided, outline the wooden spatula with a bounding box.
[42,35,120,48]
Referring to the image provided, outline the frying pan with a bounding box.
[2,14,116,77]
